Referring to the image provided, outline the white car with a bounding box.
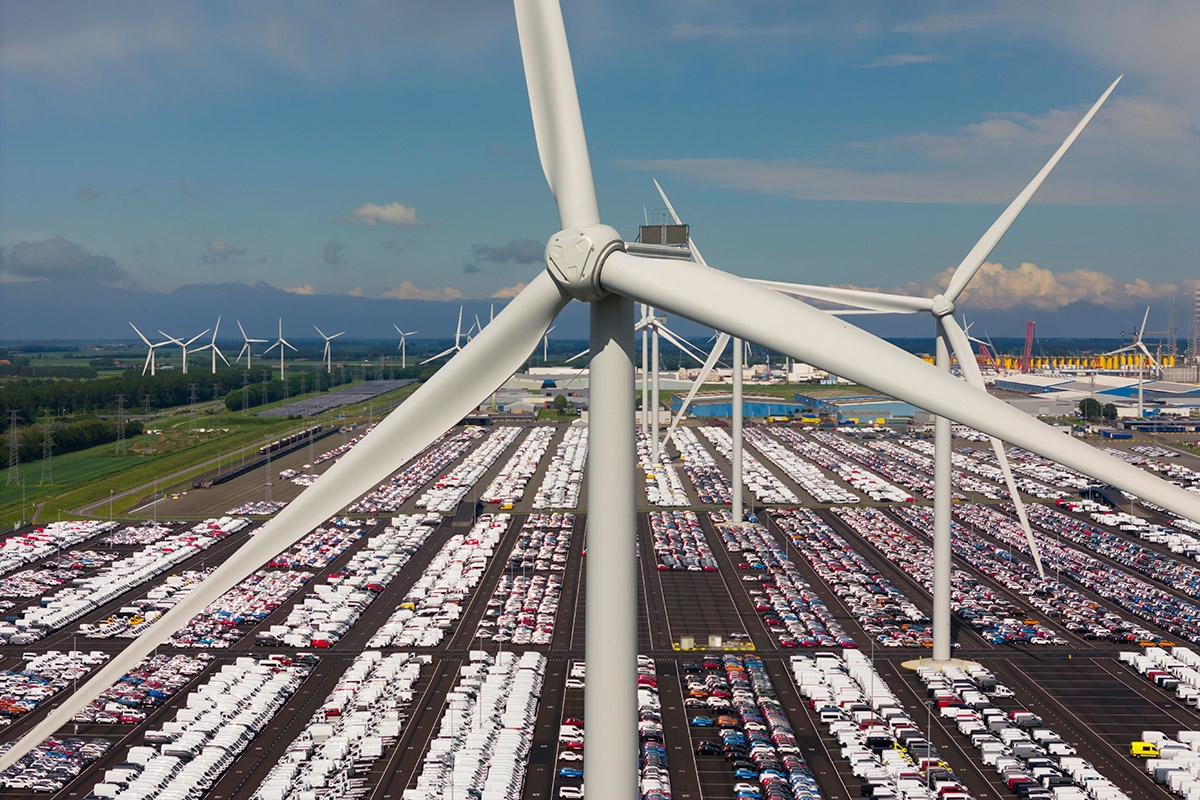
[559,750,583,762]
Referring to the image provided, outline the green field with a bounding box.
[0,379,421,528]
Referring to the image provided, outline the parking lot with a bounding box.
[4,422,1200,800]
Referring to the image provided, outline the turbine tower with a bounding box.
[263,319,296,379]
[314,325,345,373]
[1105,306,1158,418]
[197,316,231,374]
[9,8,1197,794]
[393,324,417,369]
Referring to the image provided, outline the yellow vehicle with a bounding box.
[1131,741,1160,758]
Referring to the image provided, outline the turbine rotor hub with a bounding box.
[544,225,624,303]
[931,294,955,318]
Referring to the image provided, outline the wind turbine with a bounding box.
[393,324,417,369]
[1104,306,1158,418]
[314,325,345,373]
[420,306,465,365]
[262,318,296,379]
[734,76,1119,595]
[158,327,210,376]
[196,317,231,374]
[12,9,1200,796]
[129,322,171,377]
[235,321,268,370]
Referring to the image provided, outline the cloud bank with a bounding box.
[351,202,421,228]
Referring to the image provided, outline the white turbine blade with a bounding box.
[315,325,326,339]
[0,271,570,773]
[393,323,403,334]
[216,347,231,367]
[264,341,280,355]
[564,346,590,364]
[943,76,1121,303]
[331,331,345,340]
[158,331,184,345]
[420,346,458,365]
[598,250,1200,524]
[663,331,730,450]
[1137,341,1158,370]
[514,0,600,229]
[1138,305,1150,340]
[211,316,221,343]
[129,321,152,347]
[236,344,249,364]
[184,330,210,347]
[237,320,249,341]
[941,315,1045,578]
[753,279,931,314]
[1102,344,1137,357]
[283,339,298,352]
[656,325,707,366]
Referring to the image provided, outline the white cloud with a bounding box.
[871,261,1179,311]
[490,283,527,299]
[621,89,1200,206]
[351,202,422,228]
[202,240,245,263]
[857,53,947,68]
[381,280,464,301]
[283,284,314,295]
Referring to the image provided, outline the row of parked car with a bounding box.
[481,572,561,645]
[86,655,316,800]
[689,653,820,800]
[532,425,586,510]
[226,500,287,516]
[672,427,735,506]
[793,649,974,800]
[408,651,546,800]
[701,426,798,505]
[969,503,1200,644]
[0,736,112,793]
[0,650,110,724]
[833,507,1041,647]
[368,514,510,648]
[98,523,175,546]
[417,426,524,513]
[170,569,313,649]
[749,428,860,505]
[794,433,914,503]
[263,516,435,648]
[0,520,118,580]
[919,662,1126,800]
[348,428,480,514]
[74,653,212,724]
[1030,504,1200,610]
[6,517,251,645]
[264,524,366,570]
[504,513,574,574]
[649,509,717,572]
[808,432,930,502]
[712,510,852,648]
[639,431,691,506]
[79,569,214,640]
[481,426,556,507]
[889,439,1004,499]
[252,651,428,800]
[771,508,928,649]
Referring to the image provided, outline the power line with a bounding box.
[6,410,20,486]
[115,395,127,455]
[39,410,54,486]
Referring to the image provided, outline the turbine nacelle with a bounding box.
[930,294,955,318]
[544,224,623,302]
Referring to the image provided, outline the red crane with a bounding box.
[1020,321,1036,373]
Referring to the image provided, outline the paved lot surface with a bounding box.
[1,422,1198,800]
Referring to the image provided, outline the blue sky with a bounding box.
[2,1,1198,336]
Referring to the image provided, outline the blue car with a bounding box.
[690,716,715,727]
[734,767,760,780]
[559,768,584,778]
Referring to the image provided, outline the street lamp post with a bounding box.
[110,489,114,523]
